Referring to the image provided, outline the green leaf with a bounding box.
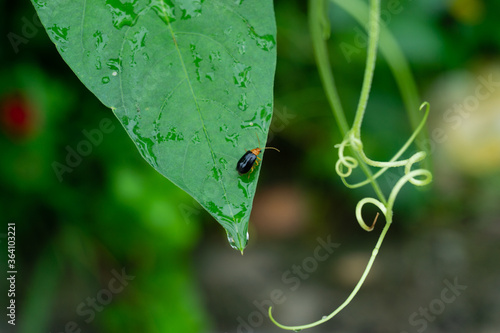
[31,0,277,252]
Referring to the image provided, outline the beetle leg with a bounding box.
[247,167,254,179]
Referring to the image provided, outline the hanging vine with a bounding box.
[268,0,432,330]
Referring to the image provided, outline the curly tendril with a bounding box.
[269,104,432,330]
[337,102,431,189]
[334,140,358,177]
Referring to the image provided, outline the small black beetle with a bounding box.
[236,146,279,176]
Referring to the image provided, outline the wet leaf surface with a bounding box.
[32,0,277,251]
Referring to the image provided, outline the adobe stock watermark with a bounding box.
[400,277,467,333]
[383,73,500,188]
[52,118,115,182]
[50,267,135,333]
[267,105,296,143]
[235,235,340,333]
[7,13,43,54]
[179,199,202,224]
[421,73,500,154]
[340,0,414,63]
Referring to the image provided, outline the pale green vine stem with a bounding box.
[268,0,432,330]
[269,221,389,330]
[309,0,387,204]
[351,0,380,137]
[331,0,429,167]
[309,0,349,135]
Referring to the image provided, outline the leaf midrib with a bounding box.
[160,2,236,224]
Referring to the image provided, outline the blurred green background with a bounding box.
[2,0,500,332]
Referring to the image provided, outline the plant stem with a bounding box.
[308,0,386,204]
[308,0,349,136]
[331,0,431,170]
[352,0,380,137]
[269,221,392,331]
[269,0,431,330]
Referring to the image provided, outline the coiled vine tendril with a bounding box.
[268,0,432,330]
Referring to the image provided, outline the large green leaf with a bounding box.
[32,0,277,252]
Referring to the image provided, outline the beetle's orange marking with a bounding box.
[250,148,261,156]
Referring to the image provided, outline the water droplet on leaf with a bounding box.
[233,63,251,87]
[151,0,176,24]
[95,57,102,70]
[236,39,246,55]
[227,234,238,250]
[179,0,203,19]
[225,133,239,147]
[122,116,158,167]
[105,0,139,29]
[107,58,122,72]
[219,157,228,169]
[190,44,203,67]
[248,25,276,51]
[127,27,148,67]
[240,104,271,131]
[93,30,108,53]
[238,93,248,111]
[209,51,221,63]
[48,24,70,52]
[33,0,47,8]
